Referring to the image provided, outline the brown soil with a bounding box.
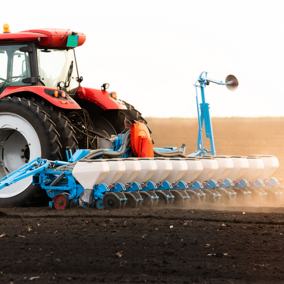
[1,117,284,283]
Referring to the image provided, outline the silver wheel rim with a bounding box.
[0,113,41,198]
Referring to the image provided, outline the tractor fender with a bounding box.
[0,86,81,110]
[76,86,127,110]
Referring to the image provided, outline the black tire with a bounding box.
[148,191,159,207]
[140,191,153,208]
[186,190,201,204]
[202,190,218,204]
[171,190,184,207]
[124,192,138,209]
[54,194,69,210]
[248,188,267,204]
[156,190,169,207]
[234,188,251,204]
[89,114,117,138]
[103,192,121,210]
[164,190,174,206]
[101,101,151,134]
[215,188,232,204]
[0,97,62,207]
[122,101,150,133]
[116,192,127,209]
[28,97,78,160]
[262,188,277,203]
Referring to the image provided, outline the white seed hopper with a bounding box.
[211,156,234,181]
[249,155,279,180]
[135,158,157,184]
[72,159,109,189]
[226,156,249,181]
[166,158,188,183]
[182,157,203,183]
[117,158,141,184]
[151,158,173,183]
[241,156,264,181]
[101,159,126,185]
[196,157,218,182]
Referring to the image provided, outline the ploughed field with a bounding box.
[1,117,284,283]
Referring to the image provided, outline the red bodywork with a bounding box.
[0,28,124,111]
[0,86,81,110]
[77,87,127,110]
[0,29,86,48]
[130,121,154,157]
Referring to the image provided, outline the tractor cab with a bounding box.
[37,48,81,95]
[0,44,32,93]
[0,26,86,95]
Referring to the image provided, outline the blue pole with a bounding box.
[195,85,204,154]
[199,85,216,155]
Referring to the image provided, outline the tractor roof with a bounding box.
[0,28,86,48]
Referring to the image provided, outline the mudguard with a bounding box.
[0,86,81,110]
[76,86,127,110]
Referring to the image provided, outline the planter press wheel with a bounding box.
[233,188,251,204]
[147,191,159,207]
[54,194,70,210]
[170,190,184,207]
[215,188,232,204]
[103,192,121,210]
[202,190,219,204]
[262,188,277,203]
[132,191,143,208]
[124,192,138,209]
[140,191,153,208]
[155,190,169,208]
[186,190,201,204]
[163,190,174,206]
[115,192,127,209]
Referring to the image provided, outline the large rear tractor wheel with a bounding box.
[28,97,78,160]
[100,101,151,135]
[0,97,62,207]
[122,101,150,132]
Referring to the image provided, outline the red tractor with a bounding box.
[0,25,148,206]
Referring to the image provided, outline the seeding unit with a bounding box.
[0,70,282,209]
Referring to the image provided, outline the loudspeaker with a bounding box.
[225,75,239,91]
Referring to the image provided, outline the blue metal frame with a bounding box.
[190,71,235,157]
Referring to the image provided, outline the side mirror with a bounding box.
[101,83,109,91]
[57,81,65,89]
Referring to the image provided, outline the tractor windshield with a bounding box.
[0,44,31,93]
[37,49,79,93]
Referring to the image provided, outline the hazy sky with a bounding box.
[3,0,284,117]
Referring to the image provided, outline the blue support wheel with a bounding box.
[95,199,104,209]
